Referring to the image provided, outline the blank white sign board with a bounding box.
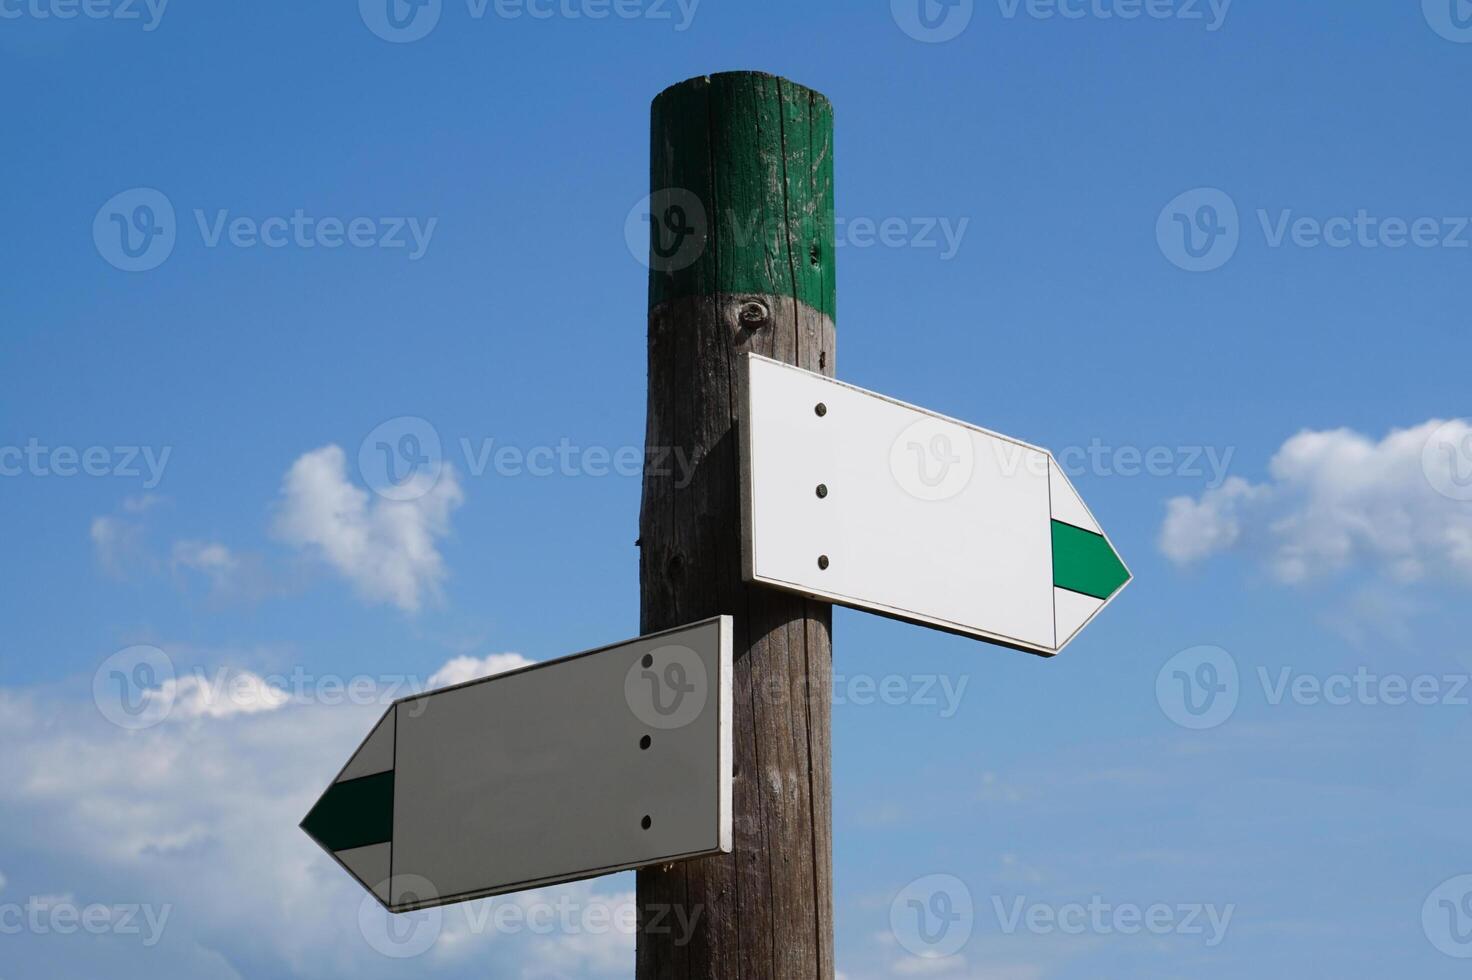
[739,354,1129,656]
[302,617,733,912]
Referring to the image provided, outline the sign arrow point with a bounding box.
[302,706,397,905]
[300,619,733,913]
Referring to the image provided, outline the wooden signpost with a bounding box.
[302,69,1128,980]
[637,72,838,979]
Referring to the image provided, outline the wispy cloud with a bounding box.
[426,653,533,690]
[0,654,629,978]
[273,445,464,613]
[91,514,154,580]
[1160,420,1472,586]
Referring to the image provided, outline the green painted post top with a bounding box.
[648,72,836,318]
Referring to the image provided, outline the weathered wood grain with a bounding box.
[637,72,836,980]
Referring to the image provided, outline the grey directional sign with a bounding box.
[301,617,733,913]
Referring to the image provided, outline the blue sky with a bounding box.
[3,1,1471,977]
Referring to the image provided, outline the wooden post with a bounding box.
[638,72,836,979]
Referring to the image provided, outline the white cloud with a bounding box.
[123,493,165,514]
[172,541,237,573]
[0,652,631,979]
[90,497,172,580]
[171,540,241,588]
[273,446,463,613]
[168,541,285,604]
[1158,477,1268,566]
[893,955,969,975]
[91,515,149,580]
[158,670,291,720]
[1159,420,1472,586]
[426,653,534,690]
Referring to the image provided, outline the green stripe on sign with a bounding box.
[300,770,394,853]
[1052,520,1130,600]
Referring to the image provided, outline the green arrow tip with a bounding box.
[301,770,395,854]
[1052,520,1130,601]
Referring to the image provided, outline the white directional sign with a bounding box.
[739,355,1129,656]
[302,617,733,913]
